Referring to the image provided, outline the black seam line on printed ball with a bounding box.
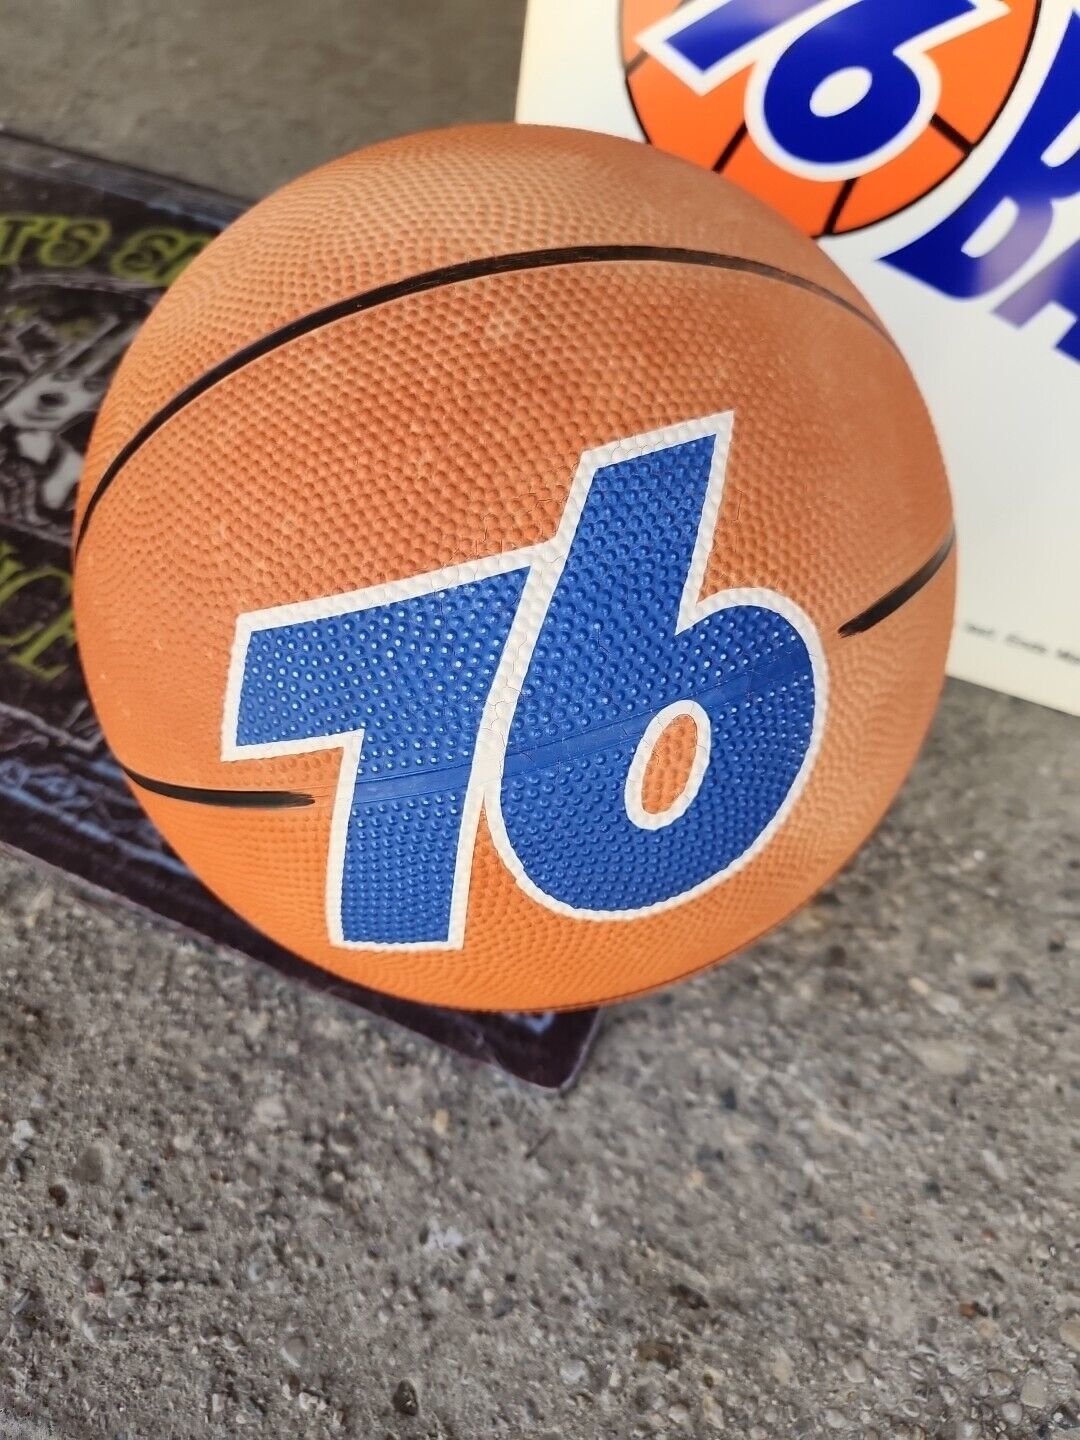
[120,763,314,809]
[839,527,955,638]
[929,111,975,155]
[823,177,858,238]
[73,244,894,556]
[713,122,749,175]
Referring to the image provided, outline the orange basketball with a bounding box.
[623,0,1039,237]
[72,124,954,1012]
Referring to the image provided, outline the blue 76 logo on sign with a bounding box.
[637,0,1008,179]
[222,416,825,951]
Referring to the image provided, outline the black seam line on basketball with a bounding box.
[838,527,955,638]
[73,244,894,557]
[120,764,314,809]
[929,112,975,155]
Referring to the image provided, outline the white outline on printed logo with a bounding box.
[624,700,713,833]
[222,414,827,950]
[636,0,1008,181]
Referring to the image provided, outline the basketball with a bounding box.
[72,123,954,1011]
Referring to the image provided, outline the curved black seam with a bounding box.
[121,763,313,809]
[839,527,955,637]
[74,243,891,557]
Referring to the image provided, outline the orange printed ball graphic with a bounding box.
[623,0,1040,237]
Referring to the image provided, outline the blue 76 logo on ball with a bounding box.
[221,415,826,951]
[637,0,1007,180]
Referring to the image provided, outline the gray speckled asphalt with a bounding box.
[1,3,1078,1436]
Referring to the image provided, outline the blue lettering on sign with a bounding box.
[656,0,823,78]
[640,1,1079,358]
[224,416,824,949]
[640,0,1005,177]
[886,13,1080,364]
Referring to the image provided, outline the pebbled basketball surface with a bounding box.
[73,124,954,1011]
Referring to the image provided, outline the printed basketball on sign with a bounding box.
[73,125,954,1011]
[623,0,1040,236]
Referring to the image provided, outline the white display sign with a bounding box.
[518,0,1080,715]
